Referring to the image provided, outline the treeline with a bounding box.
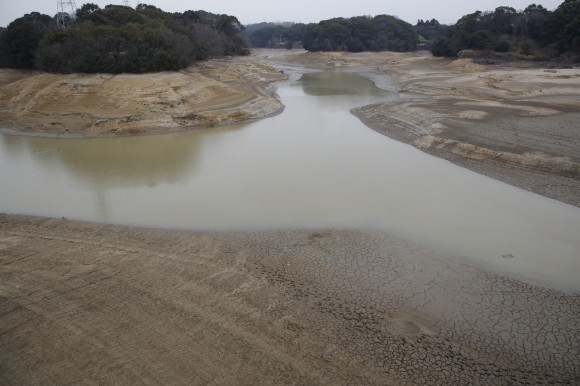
[244,21,296,37]
[0,4,249,73]
[247,15,419,52]
[246,23,315,49]
[431,0,580,60]
[415,19,447,45]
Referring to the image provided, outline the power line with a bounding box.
[57,0,77,29]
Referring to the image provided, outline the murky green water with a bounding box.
[1,70,579,291]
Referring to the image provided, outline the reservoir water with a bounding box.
[1,70,579,291]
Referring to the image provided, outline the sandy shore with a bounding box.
[1,214,578,384]
[256,49,580,207]
[0,56,287,138]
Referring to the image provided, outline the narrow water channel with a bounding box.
[1,70,579,291]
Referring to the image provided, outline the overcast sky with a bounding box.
[0,0,565,28]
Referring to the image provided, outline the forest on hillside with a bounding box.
[245,22,314,49]
[245,0,579,61]
[431,1,580,60]
[0,3,249,73]
[1,0,579,72]
[246,16,419,52]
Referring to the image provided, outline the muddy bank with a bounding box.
[1,213,578,384]
[0,56,287,138]
[353,57,580,207]
[352,99,580,206]
[257,50,580,207]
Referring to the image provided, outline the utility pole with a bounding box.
[57,0,77,29]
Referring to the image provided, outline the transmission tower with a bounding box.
[122,0,130,6]
[57,0,77,29]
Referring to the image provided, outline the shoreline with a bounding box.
[4,51,578,208]
[1,213,578,384]
[0,56,288,138]
[256,49,580,207]
[351,104,580,207]
[0,102,285,139]
[362,57,580,207]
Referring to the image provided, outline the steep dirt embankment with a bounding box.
[0,56,287,137]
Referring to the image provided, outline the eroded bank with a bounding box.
[0,56,287,137]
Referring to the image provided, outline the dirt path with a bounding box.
[1,214,578,385]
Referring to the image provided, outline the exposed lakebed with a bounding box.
[1,70,579,291]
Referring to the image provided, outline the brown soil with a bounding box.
[0,57,287,138]
[2,214,579,385]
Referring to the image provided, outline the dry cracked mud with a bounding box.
[1,214,578,385]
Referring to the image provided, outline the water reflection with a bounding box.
[299,71,389,97]
[0,124,245,221]
[1,134,198,188]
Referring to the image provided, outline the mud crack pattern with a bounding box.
[1,215,578,385]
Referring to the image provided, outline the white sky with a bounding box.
[0,0,565,28]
